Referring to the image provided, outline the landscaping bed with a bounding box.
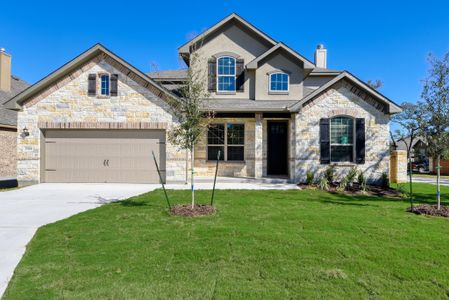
[408,204,449,218]
[170,204,216,217]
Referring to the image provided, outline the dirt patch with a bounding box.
[170,204,216,217]
[407,204,449,218]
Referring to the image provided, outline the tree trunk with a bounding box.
[408,156,413,209]
[185,150,188,185]
[191,147,195,209]
[437,155,441,210]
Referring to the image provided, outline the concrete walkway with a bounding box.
[413,176,449,186]
[0,178,298,296]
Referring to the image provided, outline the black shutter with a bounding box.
[208,58,216,92]
[236,58,244,92]
[356,118,365,164]
[110,74,118,96]
[88,74,96,96]
[320,118,330,164]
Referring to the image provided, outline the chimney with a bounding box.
[314,44,327,69]
[0,48,11,92]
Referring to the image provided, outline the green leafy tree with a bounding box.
[167,53,213,208]
[391,102,423,209]
[419,52,449,210]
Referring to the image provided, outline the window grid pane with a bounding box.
[330,117,353,144]
[207,123,245,161]
[208,124,225,145]
[208,146,224,161]
[101,75,109,96]
[227,124,244,145]
[217,57,236,91]
[227,146,244,161]
[270,73,288,91]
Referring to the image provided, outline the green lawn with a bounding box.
[4,184,449,299]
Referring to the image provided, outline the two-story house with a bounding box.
[5,13,401,185]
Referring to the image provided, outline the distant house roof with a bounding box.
[0,75,29,127]
[396,136,426,151]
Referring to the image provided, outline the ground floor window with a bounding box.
[330,116,354,162]
[207,123,244,161]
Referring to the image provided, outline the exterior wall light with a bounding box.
[21,127,30,138]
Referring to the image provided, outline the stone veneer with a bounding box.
[17,56,187,184]
[0,128,17,177]
[295,82,390,183]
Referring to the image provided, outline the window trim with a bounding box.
[99,73,111,97]
[268,72,290,94]
[329,116,355,163]
[216,56,237,93]
[207,122,245,162]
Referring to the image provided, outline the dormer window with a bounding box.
[100,74,110,96]
[217,56,236,92]
[269,72,289,92]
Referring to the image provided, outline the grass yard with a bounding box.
[4,183,449,299]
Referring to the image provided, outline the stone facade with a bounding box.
[390,150,407,183]
[0,128,17,177]
[295,83,390,184]
[17,56,187,184]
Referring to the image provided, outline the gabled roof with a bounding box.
[246,42,315,70]
[5,44,177,110]
[178,13,277,55]
[289,71,402,114]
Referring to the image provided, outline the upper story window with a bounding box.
[269,72,289,92]
[330,116,354,162]
[217,56,236,92]
[100,74,110,96]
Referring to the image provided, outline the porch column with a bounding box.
[255,113,263,178]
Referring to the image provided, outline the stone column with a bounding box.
[254,113,263,178]
[390,150,407,183]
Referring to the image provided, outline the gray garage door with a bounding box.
[43,130,165,183]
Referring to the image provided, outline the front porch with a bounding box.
[193,112,296,181]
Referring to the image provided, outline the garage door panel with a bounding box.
[44,130,165,183]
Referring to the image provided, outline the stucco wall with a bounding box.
[295,82,390,184]
[0,128,17,177]
[255,53,304,100]
[17,57,187,184]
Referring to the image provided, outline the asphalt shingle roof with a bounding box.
[0,75,29,127]
[147,69,188,80]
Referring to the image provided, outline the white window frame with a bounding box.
[99,73,110,97]
[268,72,290,93]
[329,116,355,163]
[207,122,245,161]
[216,56,236,92]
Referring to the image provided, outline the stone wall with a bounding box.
[0,128,17,177]
[295,82,390,184]
[390,150,407,183]
[17,56,187,184]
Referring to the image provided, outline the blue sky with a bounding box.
[1,0,449,105]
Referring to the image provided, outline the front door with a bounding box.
[267,121,288,176]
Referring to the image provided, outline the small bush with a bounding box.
[358,171,367,192]
[306,171,315,185]
[324,165,335,184]
[319,176,329,191]
[337,167,358,192]
[380,172,389,188]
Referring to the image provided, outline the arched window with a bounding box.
[217,56,236,91]
[269,72,289,92]
[100,74,110,96]
[330,116,354,162]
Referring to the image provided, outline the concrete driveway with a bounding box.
[0,183,156,296]
[0,179,298,296]
[413,176,449,186]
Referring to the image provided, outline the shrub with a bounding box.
[380,172,389,188]
[346,167,358,188]
[306,171,315,185]
[319,176,329,191]
[324,165,335,184]
[358,171,367,192]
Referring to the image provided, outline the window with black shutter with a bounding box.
[236,59,245,92]
[320,118,330,164]
[88,74,96,96]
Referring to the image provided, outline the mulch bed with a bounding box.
[298,183,402,198]
[170,204,216,217]
[407,204,449,218]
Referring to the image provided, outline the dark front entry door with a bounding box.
[267,121,288,175]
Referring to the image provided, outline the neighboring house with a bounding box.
[5,13,401,186]
[0,48,29,178]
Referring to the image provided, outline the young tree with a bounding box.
[420,52,449,210]
[367,79,383,90]
[391,102,423,208]
[166,53,213,208]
